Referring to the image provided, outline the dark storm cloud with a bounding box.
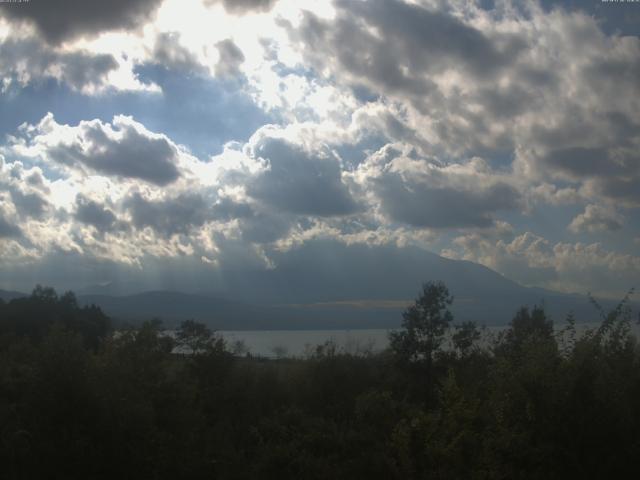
[74,195,118,232]
[375,174,520,229]
[0,39,118,90]
[10,189,48,220]
[0,0,164,45]
[205,0,277,15]
[47,118,181,186]
[125,192,211,236]
[215,39,245,78]
[247,137,358,217]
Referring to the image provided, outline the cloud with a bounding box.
[356,145,520,229]
[375,175,519,229]
[0,0,638,301]
[283,0,640,208]
[128,64,272,156]
[205,0,277,15]
[0,38,118,92]
[124,192,211,237]
[239,212,291,244]
[246,135,359,217]
[568,204,624,234]
[447,231,640,297]
[211,198,253,222]
[287,0,519,111]
[150,32,206,74]
[0,213,21,239]
[10,188,48,220]
[74,195,118,233]
[0,0,164,45]
[524,138,640,207]
[14,114,182,186]
[215,39,245,78]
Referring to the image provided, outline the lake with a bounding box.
[219,329,392,358]
[219,322,640,358]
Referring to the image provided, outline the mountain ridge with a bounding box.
[1,246,633,329]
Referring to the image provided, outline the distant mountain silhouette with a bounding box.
[0,289,27,302]
[73,287,621,330]
[3,247,634,329]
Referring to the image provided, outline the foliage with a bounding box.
[0,285,109,348]
[452,321,482,356]
[1,283,639,478]
[389,281,453,366]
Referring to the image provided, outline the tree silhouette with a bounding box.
[389,281,453,373]
[177,319,214,354]
[452,321,481,357]
[502,305,553,351]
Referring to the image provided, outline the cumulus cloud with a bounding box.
[0,0,638,300]
[150,32,206,74]
[284,0,640,206]
[0,0,164,45]
[124,192,212,237]
[13,114,182,186]
[568,204,624,234]
[355,145,520,228]
[446,231,640,297]
[205,0,277,15]
[0,38,118,92]
[215,39,245,78]
[289,0,517,104]
[0,212,21,239]
[211,198,253,222]
[246,135,359,217]
[528,142,640,206]
[10,188,48,220]
[74,195,118,233]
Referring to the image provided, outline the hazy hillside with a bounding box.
[4,248,631,329]
[73,248,626,329]
[0,289,27,302]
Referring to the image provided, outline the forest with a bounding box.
[1,283,639,479]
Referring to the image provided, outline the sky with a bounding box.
[0,0,638,300]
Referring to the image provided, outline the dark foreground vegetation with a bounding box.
[1,283,639,479]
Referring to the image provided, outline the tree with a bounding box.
[0,286,109,347]
[452,321,481,357]
[389,281,454,370]
[503,305,553,351]
[177,319,213,354]
[176,319,226,358]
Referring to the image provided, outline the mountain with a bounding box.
[0,289,27,302]
[4,245,634,329]
[74,287,621,331]
[76,291,407,330]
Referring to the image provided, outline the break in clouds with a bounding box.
[0,0,638,298]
